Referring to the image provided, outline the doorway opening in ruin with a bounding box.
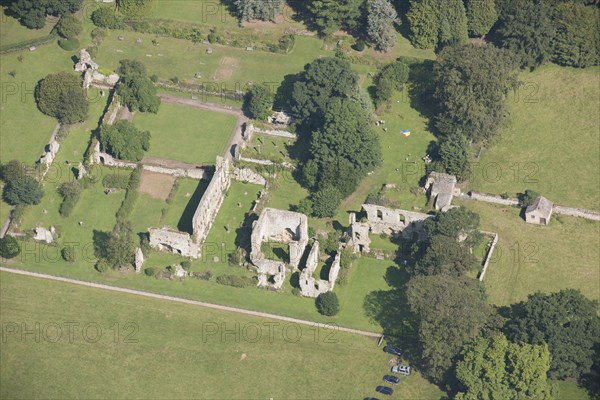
[377,210,383,220]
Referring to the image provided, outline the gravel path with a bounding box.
[0,267,382,339]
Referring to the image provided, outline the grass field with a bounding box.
[458,199,600,306]
[0,8,57,47]
[0,271,443,400]
[132,103,237,164]
[471,65,600,210]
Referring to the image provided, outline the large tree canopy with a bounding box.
[289,57,359,130]
[433,44,519,142]
[234,0,284,22]
[305,0,363,35]
[406,0,468,49]
[36,72,89,124]
[407,274,492,383]
[505,289,600,380]
[494,0,555,70]
[3,175,44,206]
[552,2,600,68]
[99,120,151,162]
[116,60,161,113]
[244,84,273,120]
[367,0,398,52]
[465,0,497,37]
[9,0,83,29]
[455,334,554,400]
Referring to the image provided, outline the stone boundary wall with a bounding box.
[192,156,231,249]
[468,192,519,206]
[553,205,600,221]
[479,231,499,282]
[143,164,207,180]
[238,156,294,169]
[233,167,267,186]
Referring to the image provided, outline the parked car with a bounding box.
[383,344,402,356]
[363,398,379,400]
[376,386,394,396]
[391,365,411,375]
[383,375,400,385]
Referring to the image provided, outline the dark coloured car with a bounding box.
[383,344,402,356]
[363,398,379,400]
[376,386,394,396]
[383,375,400,385]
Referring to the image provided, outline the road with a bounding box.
[0,267,382,339]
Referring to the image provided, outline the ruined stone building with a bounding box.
[425,172,458,211]
[299,241,341,298]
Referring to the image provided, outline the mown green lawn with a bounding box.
[0,8,55,47]
[458,199,600,306]
[132,103,237,164]
[471,65,600,210]
[0,271,443,400]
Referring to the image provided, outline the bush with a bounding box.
[323,232,341,255]
[58,181,82,217]
[61,246,75,262]
[311,187,342,218]
[116,169,141,219]
[316,292,340,316]
[99,121,150,162]
[96,259,111,273]
[216,274,256,288]
[244,84,273,120]
[353,40,366,51]
[207,32,220,44]
[521,189,541,207]
[340,248,356,269]
[102,173,130,189]
[0,236,21,259]
[57,14,82,39]
[181,260,192,271]
[91,7,124,29]
[191,270,213,280]
[144,267,160,277]
[58,38,80,51]
[292,287,302,297]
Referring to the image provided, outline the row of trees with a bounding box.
[400,207,600,397]
[406,0,599,69]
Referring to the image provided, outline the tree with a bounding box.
[505,289,600,380]
[117,74,160,113]
[413,234,475,277]
[56,13,82,39]
[0,160,24,183]
[437,0,469,47]
[495,0,555,70]
[433,44,519,142]
[316,292,340,316]
[3,175,44,206]
[310,98,381,192]
[234,0,284,22]
[439,132,471,181]
[91,7,124,29]
[289,57,358,129]
[311,187,342,218]
[455,334,554,400]
[520,189,540,206]
[36,72,89,124]
[407,274,493,383]
[465,0,497,37]
[305,0,363,35]
[0,236,21,259]
[118,59,147,78]
[99,120,151,162]
[367,0,398,52]
[10,0,84,29]
[552,3,600,68]
[406,0,439,49]
[244,84,273,120]
[374,60,409,104]
[425,206,480,241]
[104,220,136,268]
[116,0,154,17]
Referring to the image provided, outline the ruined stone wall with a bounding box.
[192,156,231,248]
[362,204,432,238]
[148,228,199,258]
[143,164,207,180]
[250,208,308,268]
[233,167,267,186]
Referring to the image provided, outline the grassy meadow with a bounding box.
[132,103,237,164]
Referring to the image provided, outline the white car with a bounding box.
[391,365,411,376]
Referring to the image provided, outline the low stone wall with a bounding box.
[148,228,199,258]
[553,205,600,221]
[238,157,294,169]
[143,164,207,180]
[233,167,267,186]
[479,232,499,282]
[469,192,519,206]
[92,143,137,168]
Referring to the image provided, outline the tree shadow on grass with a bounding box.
[363,264,421,362]
[177,179,209,234]
[92,229,110,260]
